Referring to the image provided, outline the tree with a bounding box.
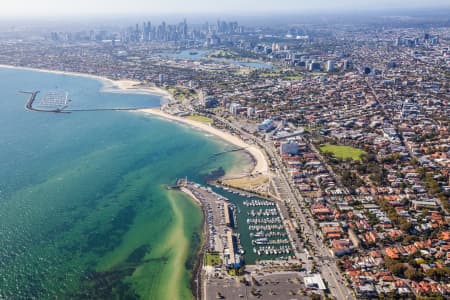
[425,267,450,281]
[404,269,424,281]
[310,293,322,300]
[404,235,418,244]
[387,262,407,277]
[400,221,413,233]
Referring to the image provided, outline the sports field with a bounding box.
[320,144,365,161]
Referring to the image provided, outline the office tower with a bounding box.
[326,60,335,72]
[343,60,352,71]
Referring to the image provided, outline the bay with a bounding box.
[0,67,249,299]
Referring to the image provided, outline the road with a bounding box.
[266,142,353,300]
[365,78,449,215]
[213,116,354,300]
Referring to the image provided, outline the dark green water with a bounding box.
[0,67,249,299]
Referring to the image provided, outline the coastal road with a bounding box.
[213,116,354,300]
[266,142,353,300]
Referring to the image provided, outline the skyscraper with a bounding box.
[326,60,335,72]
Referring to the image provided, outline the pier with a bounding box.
[211,147,247,157]
[20,90,147,114]
[175,179,244,300]
[64,107,144,112]
[21,90,71,113]
[21,90,38,110]
[212,183,301,263]
[176,179,243,266]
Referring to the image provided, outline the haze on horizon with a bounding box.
[1,0,449,17]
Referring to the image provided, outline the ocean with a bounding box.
[0,67,249,299]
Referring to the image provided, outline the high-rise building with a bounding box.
[430,36,439,46]
[143,21,152,41]
[326,60,335,72]
[343,60,352,71]
[182,19,188,39]
[229,103,242,115]
[308,61,321,72]
[158,74,165,84]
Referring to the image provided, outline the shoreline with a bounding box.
[0,64,174,103]
[0,64,268,177]
[180,187,206,300]
[139,108,269,176]
[1,64,269,299]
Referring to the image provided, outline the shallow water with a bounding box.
[0,67,249,299]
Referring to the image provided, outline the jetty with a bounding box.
[175,178,245,299]
[211,147,247,157]
[20,90,147,114]
[21,90,71,113]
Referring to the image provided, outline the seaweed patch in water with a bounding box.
[200,167,225,182]
[184,232,201,270]
[126,244,152,264]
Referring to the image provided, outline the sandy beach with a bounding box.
[0,64,173,103]
[139,108,269,176]
[0,64,268,176]
[0,63,270,299]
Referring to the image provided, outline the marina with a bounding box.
[38,90,70,109]
[211,184,294,263]
[176,179,295,268]
[21,90,71,113]
[1,66,221,300]
[20,90,151,114]
[175,179,244,270]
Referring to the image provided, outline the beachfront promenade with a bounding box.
[177,180,315,300]
[212,116,355,300]
[147,106,352,300]
[18,70,352,300]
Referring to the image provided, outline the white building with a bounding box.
[304,274,326,290]
[229,103,241,115]
[258,119,274,132]
[247,107,255,118]
[326,60,335,72]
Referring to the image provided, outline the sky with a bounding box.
[0,0,449,17]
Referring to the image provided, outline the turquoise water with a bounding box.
[0,67,248,299]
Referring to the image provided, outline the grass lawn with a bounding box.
[284,76,303,81]
[187,115,213,123]
[259,70,282,78]
[320,144,365,161]
[204,252,221,266]
[222,175,269,191]
[167,87,197,103]
[304,125,322,132]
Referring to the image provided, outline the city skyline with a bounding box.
[1,0,450,17]
[0,1,449,299]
